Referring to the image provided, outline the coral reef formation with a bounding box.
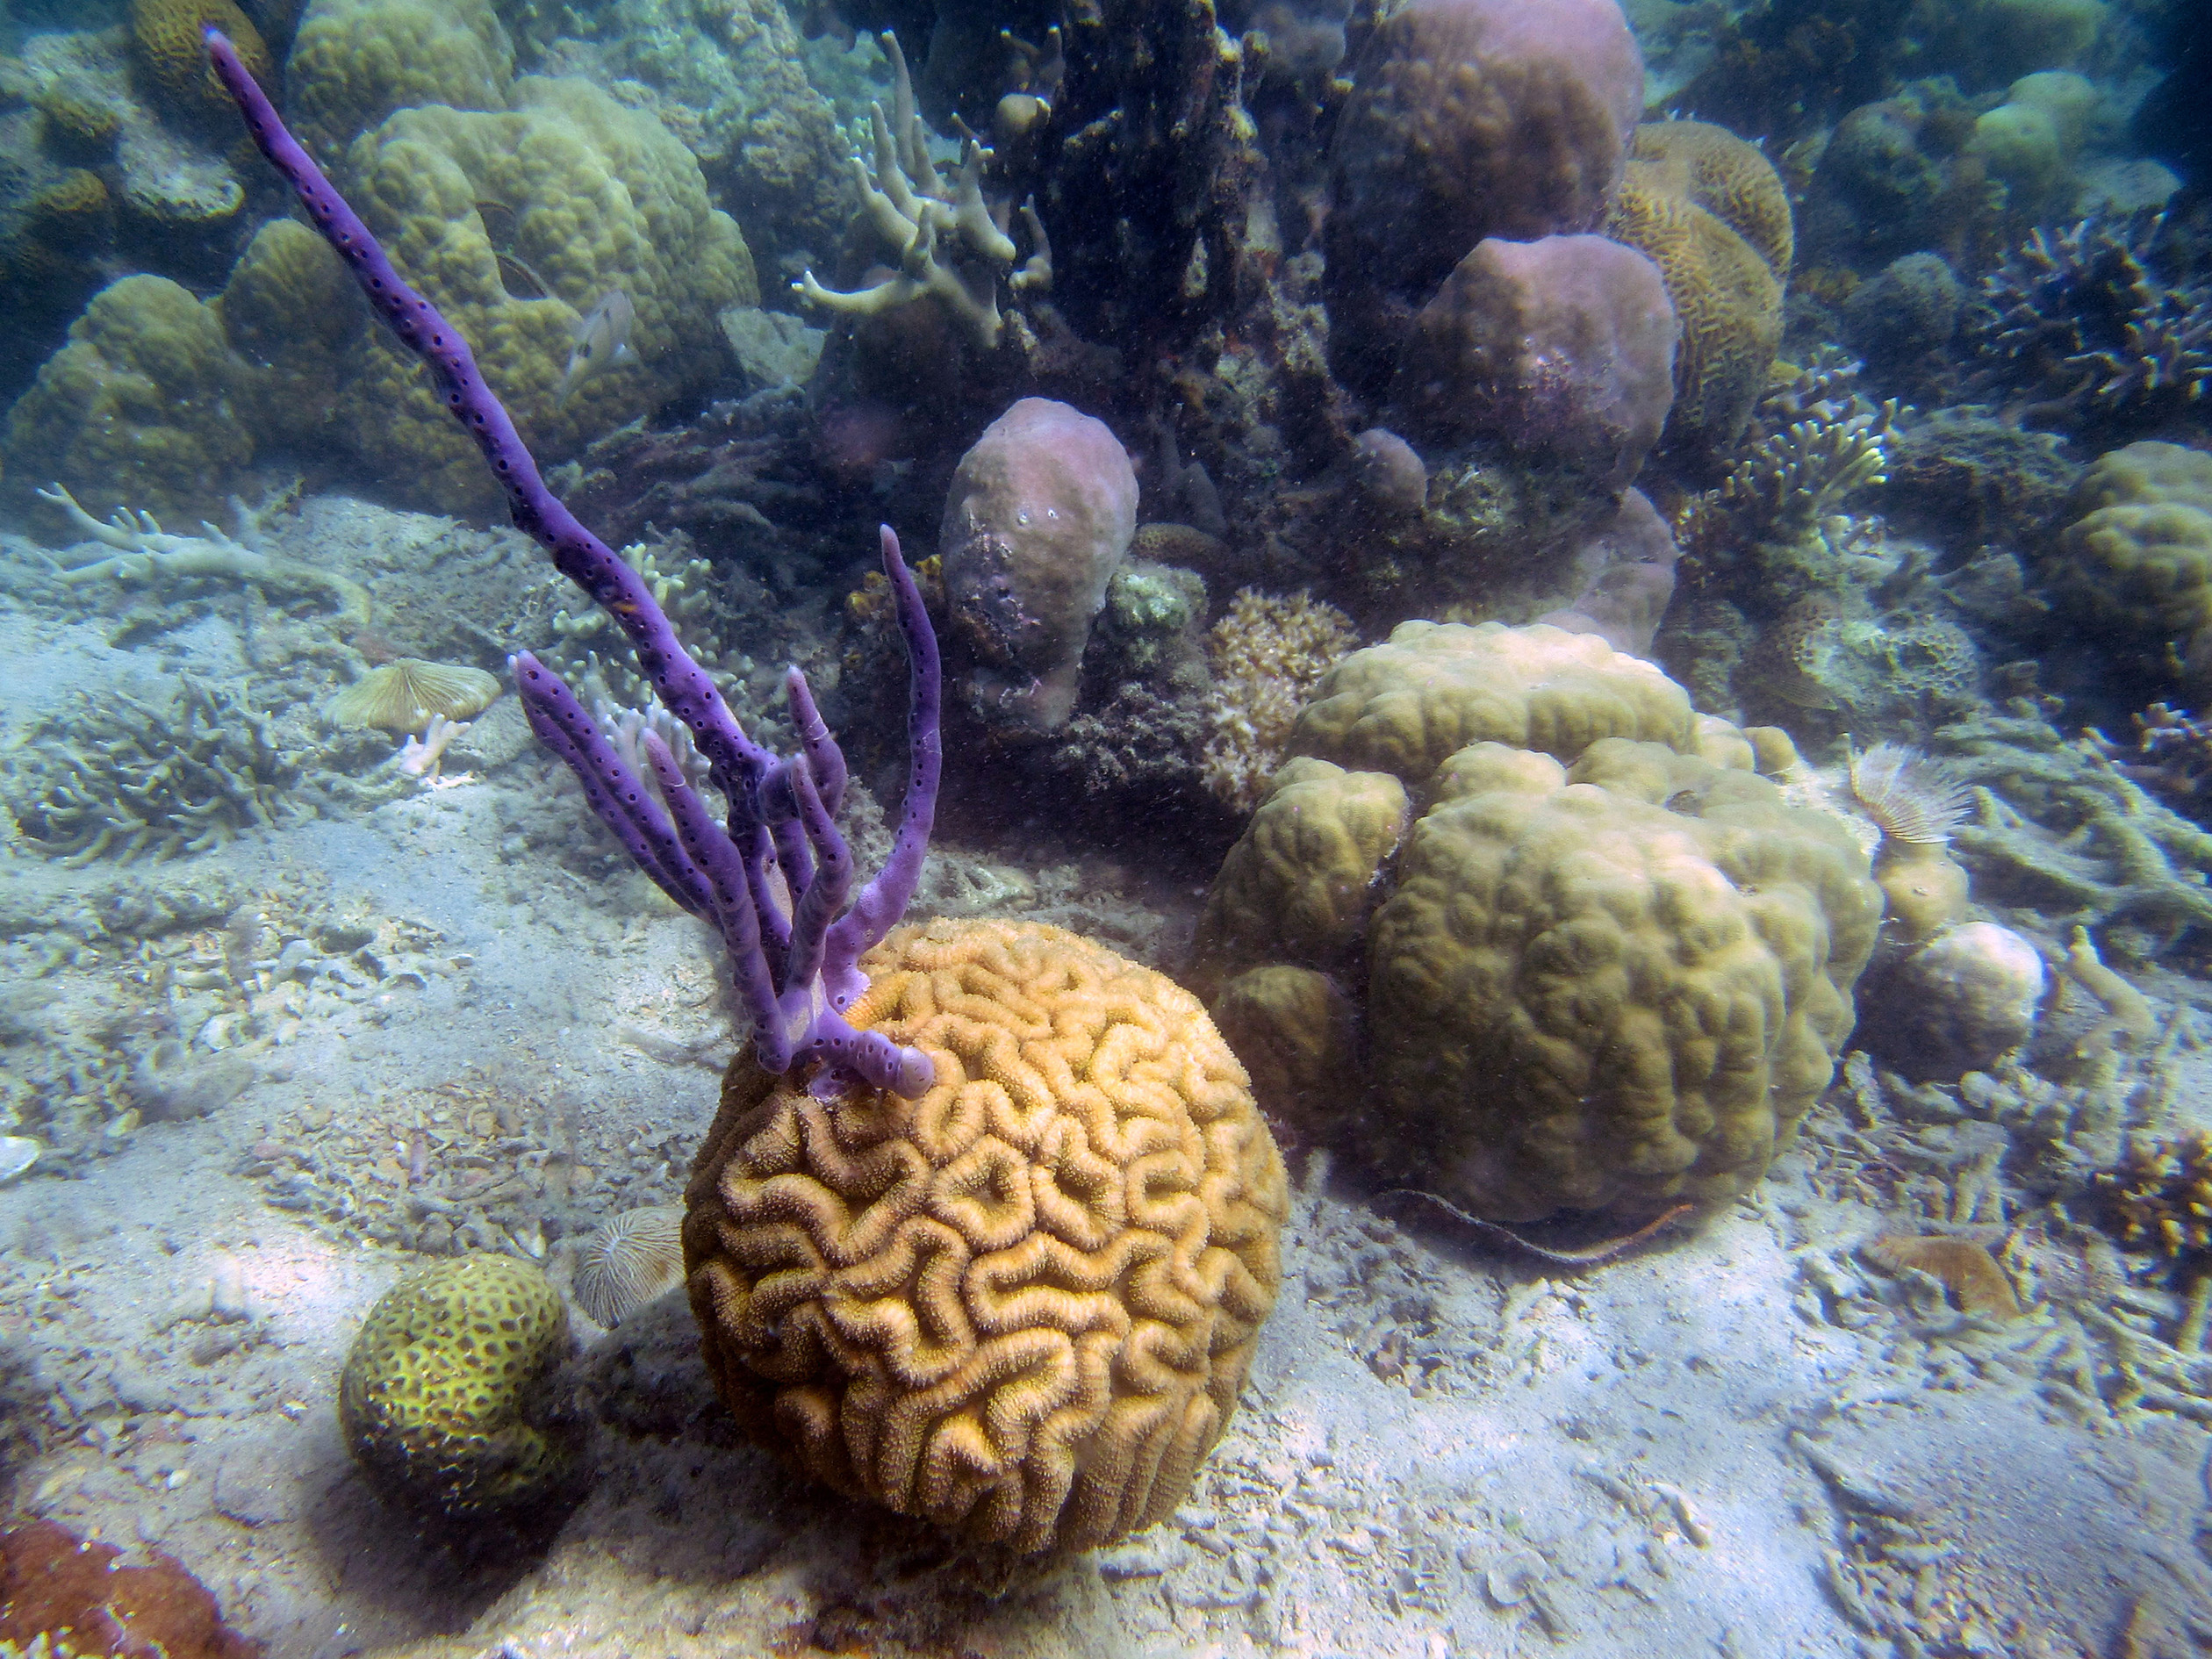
[1605,120,1793,459]
[1197,622,1875,1226]
[1536,486,1680,657]
[940,398,1138,733]
[684,916,1288,1553]
[1199,589,1361,812]
[130,0,272,123]
[1323,0,1643,389]
[339,1254,573,1519]
[283,0,514,164]
[1392,233,1677,490]
[1861,920,2049,1081]
[0,1519,259,1657]
[2048,440,2212,698]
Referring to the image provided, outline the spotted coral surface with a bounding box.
[1365,738,1881,1222]
[338,1254,571,1519]
[684,917,1288,1555]
[1605,121,1790,458]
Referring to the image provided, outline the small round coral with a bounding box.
[684,917,1288,1554]
[339,1254,571,1519]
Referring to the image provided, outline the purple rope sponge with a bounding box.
[205,27,941,1098]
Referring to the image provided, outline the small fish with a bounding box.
[557,289,638,403]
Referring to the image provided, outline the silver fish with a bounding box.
[557,288,638,402]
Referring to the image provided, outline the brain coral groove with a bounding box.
[686,917,1286,1554]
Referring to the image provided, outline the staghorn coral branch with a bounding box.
[204,26,939,1099]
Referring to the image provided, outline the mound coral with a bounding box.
[1392,233,1677,490]
[940,398,1139,733]
[339,1254,572,1519]
[1196,623,1878,1228]
[1323,0,1644,388]
[2048,440,2212,696]
[129,0,270,123]
[1605,120,1792,458]
[684,916,1288,1554]
[283,0,514,164]
[334,80,758,515]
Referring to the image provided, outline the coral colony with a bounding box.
[202,26,940,1102]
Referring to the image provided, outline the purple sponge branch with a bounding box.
[205,27,939,1099]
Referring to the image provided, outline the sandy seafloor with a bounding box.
[3,494,2211,1659]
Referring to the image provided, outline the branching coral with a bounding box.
[2099,1131,2212,1350]
[3,678,305,865]
[33,483,370,629]
[2088,702,2212,815]
[793,33,1048,348]
[1200,589,1360,811]
[1707,355,1901,544]
[1971,210,2211,420]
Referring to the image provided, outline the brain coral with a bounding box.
[1289,619,1699,786]
[684,917,1288,1554]
[1605,121,1791,459]
[334,77,757,514]
[2049,442,2212,696]
[284,0,514,164]
[1364,738,1880,1222]
[1323,0,1643,389]
[129,0,272,123]
[339,1254,572,1519]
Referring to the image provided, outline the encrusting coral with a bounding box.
[0,1518,259,1658]
[1199,589,1361,812]
[684,916,1288,1555]
[339,1254,573,1519]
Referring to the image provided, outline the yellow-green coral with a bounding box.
[3,275,253,522]
[284,0,514,164]
[129,0,271,122]
[212,217,363,442]
[339,1254,571,1519]
[334,78,758,514]
[2049,441,2212,696]
[1364,738,1880,1222]
[1289,619,1699,787]
[1605,122,1789,459]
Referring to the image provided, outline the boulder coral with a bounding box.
[284,0,514,164]
[1196,621,1880,1230]
[1324,0,1643,389]
[2048,441,2212,697]
[684,917,1288,1554]
[1392,232,1678,491]
[940,398,1139,733]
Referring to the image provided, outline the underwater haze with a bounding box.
[1,0,2210,1652]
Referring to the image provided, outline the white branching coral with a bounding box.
[34,482,370,628]
[793,33,1048,348]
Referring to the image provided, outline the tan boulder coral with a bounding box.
[685,917,1288,1554]
[1289,619,1699,787]
[284,0,514,164]
[1364,738,1880,1222]
[2049,441,2212,697]
[1195,622,1880,1230]
[334,78,757,515]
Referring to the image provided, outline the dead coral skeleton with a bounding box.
[793,32,1049,348]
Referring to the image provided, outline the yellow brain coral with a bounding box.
[1365,738,1880,1222]
[684,917,1288,1554]
[339,1254,571,1519]
[129,0,272,122]
[2050,441,2212,695]
[335,78,757,514]
[1289,619,1698,786]
[1605,121,1790,458]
